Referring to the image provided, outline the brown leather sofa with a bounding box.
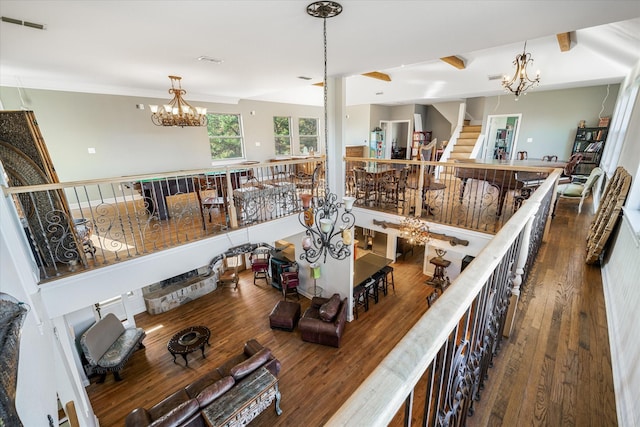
[298,293,347,348]
[125,339,281,427]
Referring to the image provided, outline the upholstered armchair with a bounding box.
[299,294,347,348]
[556,167,603,214]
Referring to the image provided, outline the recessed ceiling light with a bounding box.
[298,76,312,80]
[197,56,224,64]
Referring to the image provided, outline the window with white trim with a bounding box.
[207,113,245,161]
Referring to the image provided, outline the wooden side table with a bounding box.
[426,256,451,291]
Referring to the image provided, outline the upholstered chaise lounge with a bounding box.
[80,313,146,382]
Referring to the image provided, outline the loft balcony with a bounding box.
[2,156,562,283]
[2,155,580,425]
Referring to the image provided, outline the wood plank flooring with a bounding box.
[466,198,616,427]
[86,197,616,426]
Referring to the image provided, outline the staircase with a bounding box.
[448,123,482,160]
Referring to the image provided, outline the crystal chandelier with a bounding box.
[501,42,541,100]
[299,1,355,264]
[400,217,430,246]
[149,76,208,127]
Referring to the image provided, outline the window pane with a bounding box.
[207,113,244,160]
[274,116,291,136]
[275,137,291,155]
[299,118,317,136]
[300,136,317,153]
[299,117,318,153]
[274,116,291,155]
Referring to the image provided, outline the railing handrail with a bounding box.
[1,156,325,195]
[327,169,561,426]
[344,156,564,173]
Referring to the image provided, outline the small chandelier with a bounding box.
[299,1,354,264]
[501,41,541,100]
[150,76,207,127]
[400,217,430,246]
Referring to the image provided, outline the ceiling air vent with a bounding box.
[488,74,503,81]
[1,16,46,30]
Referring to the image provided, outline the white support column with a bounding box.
[226,167,239,228]
[326,75,346,197]
[504,209,536,337]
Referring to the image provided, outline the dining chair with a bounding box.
[353,168,376,205]
[249,249,270,285]
[517,151,528,160]
[281,270,300,301]
[560,153,583,183]
[556,167,603,214]
[542,154,558,162]
[378,169,399,205]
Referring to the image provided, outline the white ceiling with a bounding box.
[1,1,639,107]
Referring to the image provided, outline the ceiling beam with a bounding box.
[361,71,391,82]
[556,32,572,52]
[440,56,466,70]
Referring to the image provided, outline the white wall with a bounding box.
[481,85,619,160]
[599,60,640,426]
[345,104,371,147]
[0,86,322,180]
[1,171,89,426]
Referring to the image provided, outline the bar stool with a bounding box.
[363,277,378,305]
[372,270,387,297]
[381,266,395,294]
[353,285,368,319]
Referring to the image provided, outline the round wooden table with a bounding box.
[167,326,210,367]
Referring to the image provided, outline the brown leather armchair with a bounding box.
[298,294,347,348]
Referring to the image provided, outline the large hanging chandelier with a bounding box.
[299,1,356,264]
[501,41,541,100]
[149,76,208,127]
[400,217,431,246]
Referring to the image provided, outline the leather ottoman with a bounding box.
[269,300,301,331]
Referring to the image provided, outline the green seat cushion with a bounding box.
[557,183,583,197]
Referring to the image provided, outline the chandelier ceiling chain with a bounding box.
[149,75,208,127]
[299,1,354,265]
[501,41,541,100]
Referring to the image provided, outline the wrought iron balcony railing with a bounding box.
[329,166,561,426]
[3,154,561,283]
[2,158,324,282]
[344,156,562,233]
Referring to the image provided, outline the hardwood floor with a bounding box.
[466,198,616,427]
[86,198,616,426]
